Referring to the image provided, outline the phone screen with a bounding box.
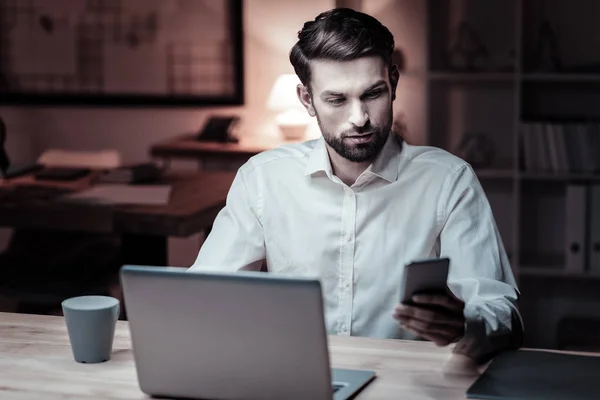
[400,257,450,305]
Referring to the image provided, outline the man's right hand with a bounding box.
[393,292,465,346]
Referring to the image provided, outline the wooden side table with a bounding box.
[150,134,298,171]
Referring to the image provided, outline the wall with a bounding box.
[27,0,334,160]
[362,0,428,145]
[9,0,334,266]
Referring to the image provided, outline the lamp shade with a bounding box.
[266,74,303,112]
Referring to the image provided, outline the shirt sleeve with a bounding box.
[189,166,266,272]
[437,164,524,363]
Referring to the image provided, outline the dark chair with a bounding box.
[0,229,123,315]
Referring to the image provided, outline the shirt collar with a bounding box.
[304,137,332,178]
[364,132,403,183]
[303,132,403,183]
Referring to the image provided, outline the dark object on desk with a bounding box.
[98,162,161,184]
[34,167,91,181]
[4,163,44,179]
[466,349,600,399]
[0,116,43,179]
[197,116,240,143]
[0,116,10,177]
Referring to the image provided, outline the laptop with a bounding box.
[120,265,376,400]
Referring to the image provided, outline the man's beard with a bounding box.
[316,112,392,163]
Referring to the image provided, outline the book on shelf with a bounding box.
[519,122,600,175]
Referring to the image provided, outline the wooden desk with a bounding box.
[0,311,482,399]
[150,134,298,171]
[0,170,235,265]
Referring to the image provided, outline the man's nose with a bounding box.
[348,101,369,128]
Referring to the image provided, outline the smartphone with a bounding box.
[400,257,450,306]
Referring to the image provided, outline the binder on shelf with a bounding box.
[588,185,600,275]
[564,184,588,273]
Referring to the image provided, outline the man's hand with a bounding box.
[393,292,466,346]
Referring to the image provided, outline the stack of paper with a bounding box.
[38,149,121,169]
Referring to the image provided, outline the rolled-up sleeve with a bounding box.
[189,166,265,272]
[437,164,524,363]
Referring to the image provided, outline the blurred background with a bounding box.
[1,0,600,352]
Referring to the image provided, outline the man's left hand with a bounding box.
[393,292,465,346]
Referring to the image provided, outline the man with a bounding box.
[190,8,523,363]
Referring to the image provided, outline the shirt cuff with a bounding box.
[452,302,520,364]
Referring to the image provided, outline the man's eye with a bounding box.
[365,90,382,99]
[327,98,345,105]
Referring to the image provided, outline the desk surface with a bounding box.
[0,311,485,400]
[0,170,235,236]
[150,134,300,160]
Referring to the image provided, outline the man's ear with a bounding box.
[390,64,400,101]
[297,84,316,117]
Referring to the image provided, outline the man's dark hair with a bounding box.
[289,8,395,87]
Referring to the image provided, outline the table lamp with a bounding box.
[267,74,310,140]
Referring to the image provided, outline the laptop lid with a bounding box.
[121,265,339,400]
[466,349,600,400]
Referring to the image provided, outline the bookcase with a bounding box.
[367,0,600,348]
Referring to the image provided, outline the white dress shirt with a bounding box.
[190,132,523,361]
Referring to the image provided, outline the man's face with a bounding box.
[297,56,398,163]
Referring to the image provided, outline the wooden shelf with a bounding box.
[475,169,516,179]
[519,267,600,280]
[428,72,515,83]
[397,0,600,350]
[150,134,297,160]
[424,73,600,83]
[394,1,600,293]
[401,70,427,79]
[522,73,600,83]
[519,172,600,182]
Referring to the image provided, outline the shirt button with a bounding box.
[342,326,348,333]
[345,282,351,289]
